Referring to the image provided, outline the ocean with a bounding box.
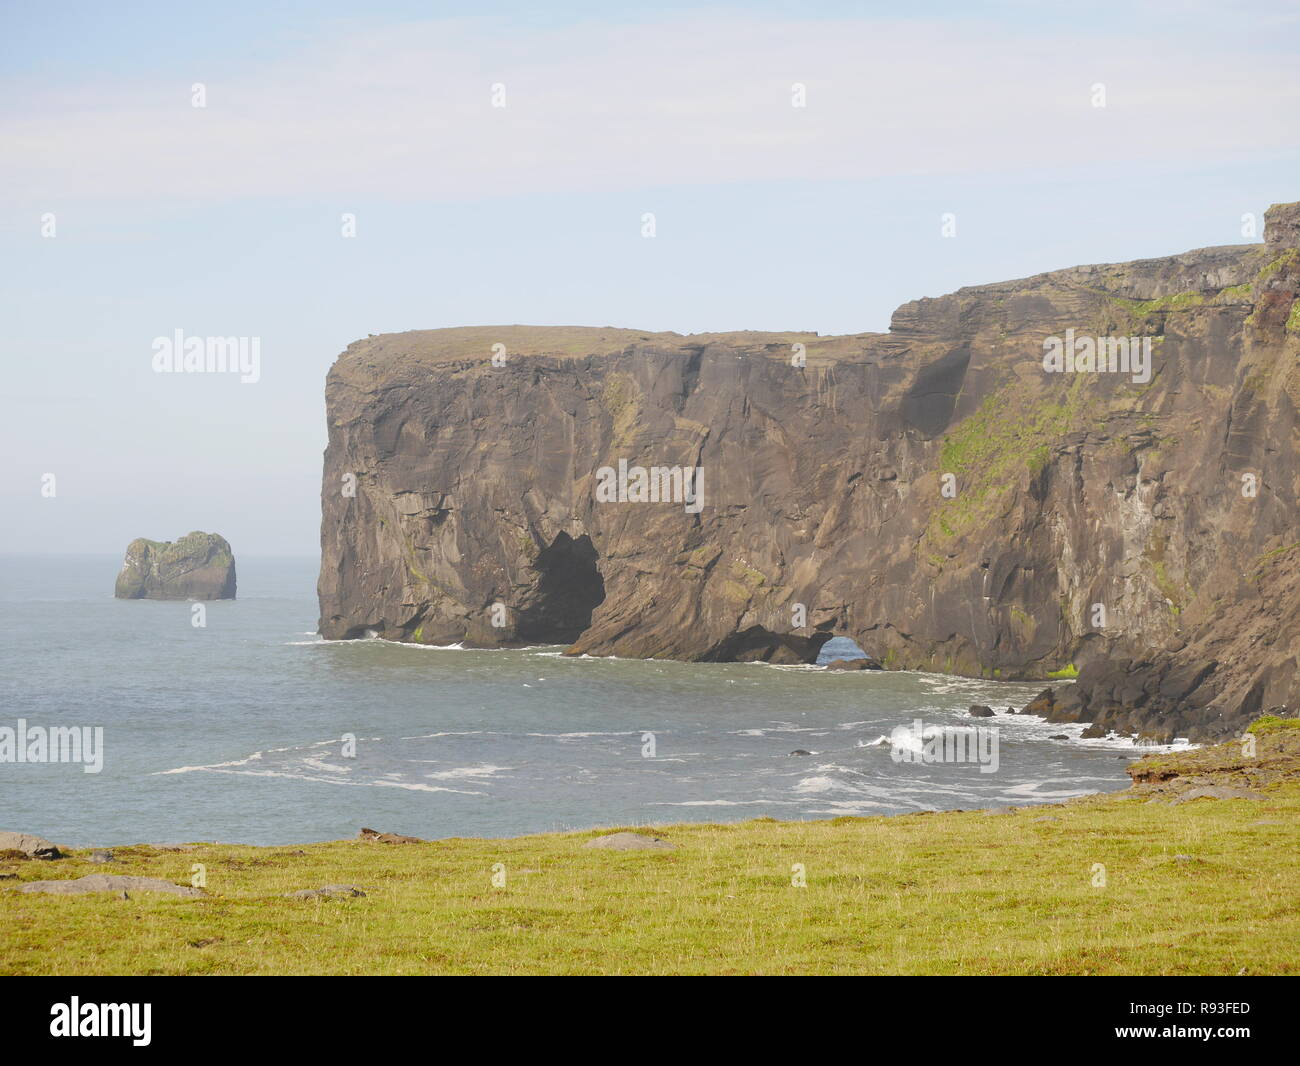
[0,554,1158,847]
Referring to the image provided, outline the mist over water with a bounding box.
[1,555,1146,847]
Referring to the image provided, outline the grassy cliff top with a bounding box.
[3,720,1297,975]
[335,324,879,369]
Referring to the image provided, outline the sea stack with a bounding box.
[114,531,236,600]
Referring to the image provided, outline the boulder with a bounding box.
[12,874,203,897]
[1023,689,1057,717]
[358,827,423,844]
[0,831,63,860]
[968,705,995,717]
[89,850,115,864]
[115,531,236,600]
[583,832,676,851]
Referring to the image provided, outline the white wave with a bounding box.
[155,752,263,774]
[424,764,512,780]
[302,757,351,774]
[793,775,852,794]
[153,764,485,794]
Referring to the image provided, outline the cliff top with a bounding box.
[333,201,1299,373]
[337,324,877,368]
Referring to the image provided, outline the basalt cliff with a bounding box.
[319,203,1300,741]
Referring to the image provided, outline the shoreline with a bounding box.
[4,717,1296,976]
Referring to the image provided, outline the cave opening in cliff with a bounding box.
[515,532,606,643]
[818,635,870,664]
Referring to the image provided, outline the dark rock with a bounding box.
[788,749,813,756]
[968,705,995,717]
[1023,689,1056,717]
[823,657,883,671]
[115,531,236,600]
[1049,734,1070,740]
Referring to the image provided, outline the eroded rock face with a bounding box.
[115,531,236,600]
[319,204,1300,740]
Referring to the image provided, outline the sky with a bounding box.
[2,1,1298,556]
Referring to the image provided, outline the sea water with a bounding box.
[0,554,1160,846]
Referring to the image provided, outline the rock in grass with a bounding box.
[583,832,676,851]
[286,884,367,899]
[12,874,203,897]
[358,827,424,844]
[114,531,236,600]
[89,850,115,864]
[0,831,63,860]
[1170,786,1266,804]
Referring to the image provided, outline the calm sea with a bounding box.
[0,554,1154,846]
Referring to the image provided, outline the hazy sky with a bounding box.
[3,0,1298,555]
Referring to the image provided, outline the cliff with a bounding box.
[115,531,237,600]
[319,203,1300,741]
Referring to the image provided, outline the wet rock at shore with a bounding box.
[114,531,236,600]
[968,705,996,717]
[823,657,883,671]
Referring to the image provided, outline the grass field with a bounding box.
[3,721,1297,975]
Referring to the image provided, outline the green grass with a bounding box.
[1046,663,1079,680]
[3,725,1298,975]
[928,377,1087,548]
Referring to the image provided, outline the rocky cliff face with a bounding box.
[319,203,1300,741]
[115,532,236,600]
